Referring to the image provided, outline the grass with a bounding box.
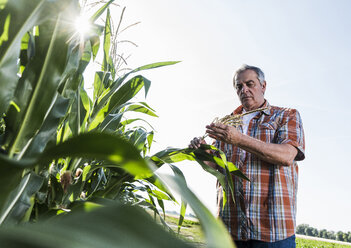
[296,238,351,248]
[164,215,205,247]
[163,214,350,248]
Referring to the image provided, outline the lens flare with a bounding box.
[74,14,91,38]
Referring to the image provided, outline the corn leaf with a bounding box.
[156,171,235,248]
[0,171,43,225]
[0,203,194,248]
[168,164,188,233]
[22,95,70,158]
[40,132,153,178]
[125,104,158,117]
[90,0,114,22]
[5,10,74,157]
[0,0,68,114]
[102,8,111,71]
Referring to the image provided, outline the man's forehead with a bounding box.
[236,69,258,83]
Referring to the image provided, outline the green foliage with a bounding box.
[0,0,246,247]
[0,0,70,114]
[0,202,194,248]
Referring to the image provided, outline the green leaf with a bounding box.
[68,83,89,136]
[146,130,154,153]
[125,104,158,117]
[92,61,178,121]
[0,155,35,211]
[108,75,150,113]
[151,145,248,210]
[89,34,100,61]
[143,176,176,203]
[22,95,70,158]
[0,171,43,225]
[90,75,150,129]
[0,203,194,248]
[78,82,92,132]
[120,61,181,81]
[0,0,8,10]
[88,103,108,131]
[77,39,92,74]
[100,113,123,132]
[150,189,172,201]
[18,31,34,73]
[90,0,114,22]
[93,71,103,101]
[119,118,155,130]
[0,132,153,212]
[0,0,69,115]
[102,8,111,71]
[112,61,180,98]
[127,128,148,151]
[201,144,248,180]
[5,9,74,157]
[155,170,235,248]
[168,164,187,233]
[41,133,153,178]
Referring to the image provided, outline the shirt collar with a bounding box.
[233,99,271,116]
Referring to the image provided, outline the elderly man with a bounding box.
[190,64,305,248]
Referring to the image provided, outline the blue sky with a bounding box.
[101,0,351,232]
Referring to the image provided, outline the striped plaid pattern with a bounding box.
[215,101,305,242]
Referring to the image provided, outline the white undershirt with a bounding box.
[241,110,259,135]
[239,110,259,158]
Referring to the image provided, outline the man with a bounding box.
[189,64,305,248]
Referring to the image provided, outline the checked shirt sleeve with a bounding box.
[276,109,305,161]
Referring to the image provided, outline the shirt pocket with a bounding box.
[257,121,278,143]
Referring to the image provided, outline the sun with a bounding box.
[74,13,92,38]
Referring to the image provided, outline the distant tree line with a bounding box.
[296,224,351,242]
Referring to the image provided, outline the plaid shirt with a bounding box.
[215,100,305,242]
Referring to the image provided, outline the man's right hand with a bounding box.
[189,137,206,149]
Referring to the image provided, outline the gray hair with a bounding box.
[233,64,265,86]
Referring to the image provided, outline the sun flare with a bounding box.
[74,14,91,38]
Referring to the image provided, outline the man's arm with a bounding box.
[206,123,298,166]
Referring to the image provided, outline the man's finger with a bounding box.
[206,127,225,137]
[206,125,225,134]
[210,123,227,130]
[189,137,202,149]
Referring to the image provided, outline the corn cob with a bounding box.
[202,107,268,139]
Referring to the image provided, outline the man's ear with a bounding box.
[261,81,266,95]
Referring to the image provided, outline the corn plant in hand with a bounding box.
[0,0,243,247]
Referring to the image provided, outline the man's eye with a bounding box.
[236,84,242,90]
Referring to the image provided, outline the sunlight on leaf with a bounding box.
[0,14,10,45]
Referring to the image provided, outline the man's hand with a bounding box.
[189,137,206,149]
[188,136,218,170]
[206,123,298,166]
[205,123,242,145]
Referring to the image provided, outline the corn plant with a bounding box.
[0,0,244,247]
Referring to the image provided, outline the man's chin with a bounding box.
[241,99,252,106]
[242,102,258,111]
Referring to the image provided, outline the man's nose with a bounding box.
[241,84,249,93]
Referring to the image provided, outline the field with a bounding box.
[164,215,351,248]
[296,236,351,248]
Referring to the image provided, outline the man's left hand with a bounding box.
[205,123,242,145]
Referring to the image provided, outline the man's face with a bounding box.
[234,69,266,111]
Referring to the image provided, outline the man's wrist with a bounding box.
[232,131,244,146]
